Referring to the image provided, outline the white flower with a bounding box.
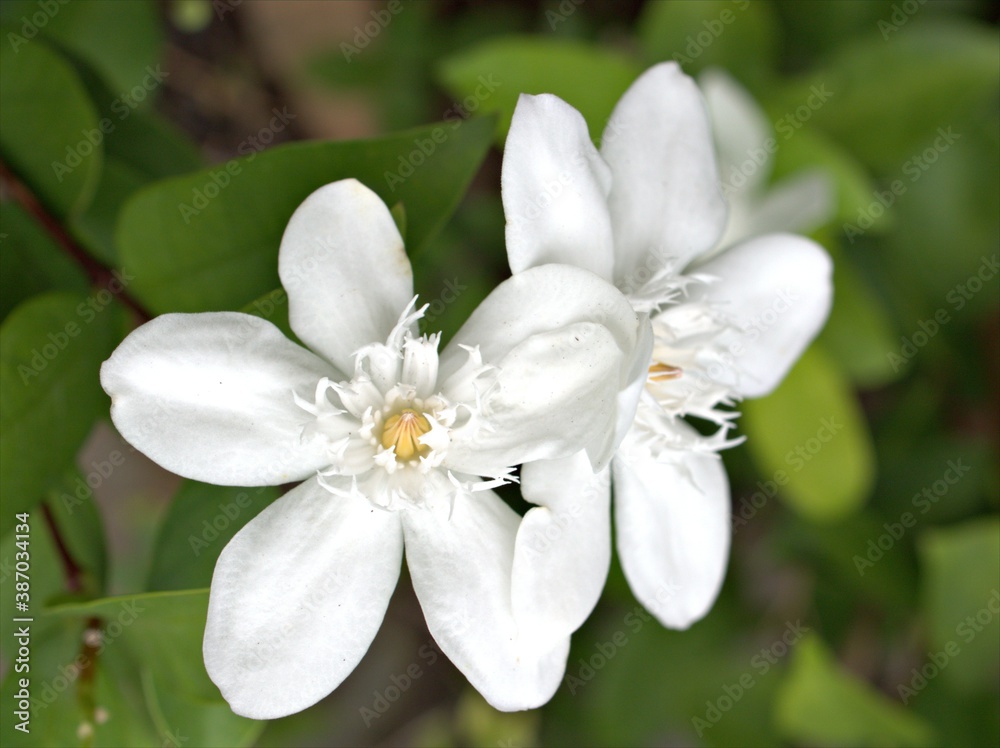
[100,179,641,717]
[699,67,835,251]
[500,62,833,628]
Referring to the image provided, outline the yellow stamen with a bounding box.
[649,362,682,382]
[381,408,431,460]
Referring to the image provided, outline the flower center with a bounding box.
[380,408,431,461]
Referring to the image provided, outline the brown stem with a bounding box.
[40,502,85,594]
[0,159,150,321]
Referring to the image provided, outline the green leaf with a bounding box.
[817,246,901,389]
[1,0,164,95]
[741,345,876,522]
[437,37,642,141]
[637,0,779,87]
[46,589,218,701]
[147,482,279,592]
[117,116,496,314]
[143,669,263,748]
[775,634,936,747]
[0,202,89,320]
[0,293,125,537]
[60,46,204,264]
[779,21,999,176]
[0,37,102,218]
[919,517,1000,693]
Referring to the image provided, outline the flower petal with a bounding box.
[699,67,772,198]
[512,451,611,639]
[445,322,622,474]
[279,179,414,372]
[613,418,730,629]
[441,264,638,383]
[718,169,835,251]
[402,485,570,711]
[101,313,342,485]
[203,477,403,719]
[691,233,833,398]
[502,93,615,280]
[441,264,640,471]
[601,62,727,284]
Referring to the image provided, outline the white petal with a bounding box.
[613,419,730,629]
[279,179,414,373]
[101,313,343,486]
[502,93,615,280]
[614,314,654,450]
[203,477,403,719]
[402,486,570,711]
[718,169,835,250]
[445,322,622,475]
[512,451,611,639]
[441,264,640,471]
[441,264,638,384]
[699,67,773,197]
[601,62,727,284]
[691,233,833,398]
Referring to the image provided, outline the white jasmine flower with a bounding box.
[501,63,833,629]
[101,179,640,717]
[699,67,835,251]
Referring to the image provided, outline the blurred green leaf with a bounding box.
[437,36,641,141]
[637,0,779,87]
[62,47,203,264]
[0,0,164,95]
[147,482,279,592]
[0,292,123,537]
[117,116,496,314]
[818,246,901,389]
[143,669,263,748]
[919,517,1000,693]
[0,38,102,217]
[46,589,219,701]
[742,344,876,522]
[780,21,999,176]
[0,201,89,320]
[775,634,936,747]
[45,475,109,599]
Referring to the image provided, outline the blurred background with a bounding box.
[0,1,997,746]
